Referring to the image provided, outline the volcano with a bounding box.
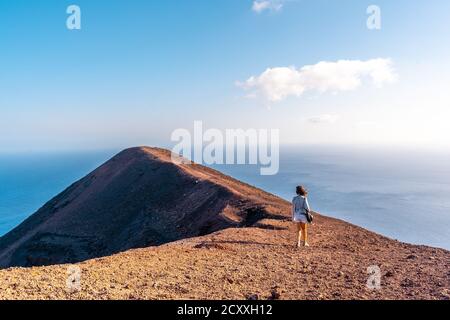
[0,147,285,268]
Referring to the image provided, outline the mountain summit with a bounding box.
[0,147,284,268]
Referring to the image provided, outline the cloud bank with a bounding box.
[238,58,398,102]
[252,1,283,13]
[307,114,340,124]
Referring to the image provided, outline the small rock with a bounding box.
[267,286,281,300]
[268,289,281,300]
[385,271,394,277]
[247,294,259,300]
[401,279,415,287]
[406,254,417,260]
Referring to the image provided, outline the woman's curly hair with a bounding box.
[296,185,308,196]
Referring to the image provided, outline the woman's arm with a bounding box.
[291,202,295,219]
[304,198,311,212]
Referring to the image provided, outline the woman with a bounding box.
[292,186,311,248]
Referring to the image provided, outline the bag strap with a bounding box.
[303,197,309,214]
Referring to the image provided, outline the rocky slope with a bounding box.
[0,147,448,300]
[0,147,281,268]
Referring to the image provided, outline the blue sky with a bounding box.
[1,0,450,151]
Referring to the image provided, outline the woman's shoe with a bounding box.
[303,242,310,247]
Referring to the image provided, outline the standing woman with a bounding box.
[292,186,311,248]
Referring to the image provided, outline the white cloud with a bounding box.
[252,1,283,13]
[355,121,379,128]
[238,58,398,102]
[307,114,340,124]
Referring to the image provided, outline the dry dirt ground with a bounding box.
[0,214,449,300]
[0,147,448,300]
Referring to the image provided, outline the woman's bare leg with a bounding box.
[296,223,302,247]
[301,223,309,246]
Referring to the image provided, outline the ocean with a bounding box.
[1,146,449,250]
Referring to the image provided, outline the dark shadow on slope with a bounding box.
[194,240,293,249]
[0,147,288,269]
[253,223,288,231]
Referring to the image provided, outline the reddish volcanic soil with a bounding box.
[0,147,448,300]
